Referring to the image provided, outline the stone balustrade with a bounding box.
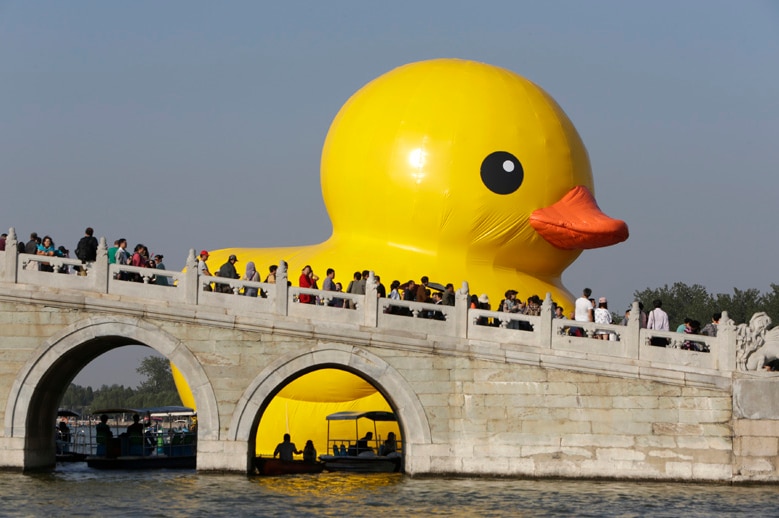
[0,227,739,379]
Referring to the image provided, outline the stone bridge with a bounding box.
[1,229,778,481]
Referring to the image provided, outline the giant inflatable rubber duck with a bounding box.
[177,59,630,453]
[209,58,629,308]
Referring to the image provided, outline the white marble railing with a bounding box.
[0,228,740,374]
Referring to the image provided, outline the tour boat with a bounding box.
[318,411,402,473]
[55,409,87,462]
[85,406,197,470]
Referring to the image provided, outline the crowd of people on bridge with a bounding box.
[1,227,724,351]
[1,228,171,285]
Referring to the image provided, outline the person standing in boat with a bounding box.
[273,433,301,461]
[96,414,113,456]
[303,440,317,463]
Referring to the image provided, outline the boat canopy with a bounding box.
[57,409,80,418]
[325,411,396,422]
[92,406,194,416]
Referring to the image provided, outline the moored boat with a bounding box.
[85,406,197,470]
[254,456,325,476]
[318,411,402,473]
[55,409,87,462]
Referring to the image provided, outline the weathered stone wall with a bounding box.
[0,284,773,481]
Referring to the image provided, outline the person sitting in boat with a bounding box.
[303,440,317,463]
[356,431,374,454]
[273,433,301,461]
[96,414,112,456]
[380,432,397,456]
[57,419,71,453]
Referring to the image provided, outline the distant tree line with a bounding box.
[60,356,182,415]
[627,282,779,330]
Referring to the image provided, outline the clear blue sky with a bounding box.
[2,1,778,387]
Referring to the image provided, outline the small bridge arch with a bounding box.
[230,342,433,472]
[4,315,219,470]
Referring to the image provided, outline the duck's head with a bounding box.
[321,59,627,276]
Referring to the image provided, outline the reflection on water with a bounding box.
[6,463,778,517]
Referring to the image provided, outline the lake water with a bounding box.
[5,463,778,517]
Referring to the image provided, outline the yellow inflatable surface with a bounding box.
[176,59,630,448]
[206,58,628,308]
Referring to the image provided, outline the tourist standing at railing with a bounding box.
[216,255,240,293]
[74,227,98,263]
[298,265,318,303]
[114,239,130,281]
[154,254,171,286]
[574,288,593,323]
[332,281,345,308]
[503,290,521,329]
[647,299,670,346]
[198,250,212,291]
[264,264,277,284]
[0,232,6,251]
[346,271,364,309]
[322,268,337,305]
[36,235,58,272]
[375,275,386,298]
[442,283,455,306]
[416,276,431,304]
[701,312,721,337]
[130,244,149,282]
[24,232,41,270]
[243,261,260,297]
[476,294,491,326]
[594,297,612,340]
[107,240,119,265]
[24,232,39,255]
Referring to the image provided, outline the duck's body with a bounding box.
[209,59,628,308]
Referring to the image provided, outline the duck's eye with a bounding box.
[480,151,523,195]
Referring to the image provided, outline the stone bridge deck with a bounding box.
[0,229,778,481]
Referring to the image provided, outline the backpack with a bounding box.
[75,237,89,261]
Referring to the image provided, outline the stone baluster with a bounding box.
[454,281,469,338]
[718,310,737,372]
[274,260,289,316]
[91,237,109,294]
[184,249,198,305]
[364,271,378,327]
[3,228,18,283]
[625,300,641,359]
[537,293,553,348]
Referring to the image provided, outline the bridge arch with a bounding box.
[4,315,219,469]
[229,343,432,469]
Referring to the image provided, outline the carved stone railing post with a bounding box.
[625,300,641,359]
[274,260,289,316]
[364,271,378,327]
[3,228,18,283]
[184,249,198,305]
[718,310,737,372]
[91,237,109,294]
[537,293,554,348]
[454,281,469,339]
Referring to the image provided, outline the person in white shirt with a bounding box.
[574,288,593,322]
[594,297,612,340]
[647,299,670,346]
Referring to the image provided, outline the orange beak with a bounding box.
[529,185,629,250]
